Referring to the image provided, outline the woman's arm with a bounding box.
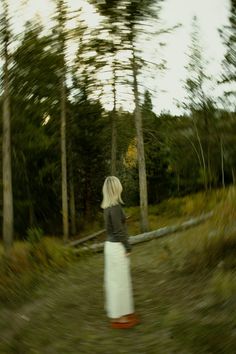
[110,205,131,253]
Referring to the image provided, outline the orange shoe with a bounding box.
[111,320,136,329]
[126,313,140,324]
[110,314,140,329]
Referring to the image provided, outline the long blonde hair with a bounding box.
[101,176,124,209]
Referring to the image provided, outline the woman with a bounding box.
[101,176,139,329]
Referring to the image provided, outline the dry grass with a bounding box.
[1,230,236,354]
[0,187,236,353]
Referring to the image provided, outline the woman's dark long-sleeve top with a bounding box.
[104,204,131,253]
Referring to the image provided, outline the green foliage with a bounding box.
[69,98,109,218]
[219,0,236,100]
[0,236,76,304]
[0,1,235,242]
[26,227,44,244]
[6,23,62,236]
[1,188,236,353]
[164,187,236,273]
[1,194,236,353]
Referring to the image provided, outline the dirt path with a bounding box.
[0,228,235,354]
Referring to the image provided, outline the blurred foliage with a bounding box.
[0,1,235,240]
[162,186,236,274]
[0,187,236,353]
[0,3,236,352]
[0,236,76,304]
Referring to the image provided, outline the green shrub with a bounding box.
[174,187,236,272]
[19,227,52,269]
[0,236,77,304]
[204,187,236,269]
[26,227,44,244]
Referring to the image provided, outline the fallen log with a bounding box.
[68,216,131,247]
[74,211,213,254]
[68,229,105,247]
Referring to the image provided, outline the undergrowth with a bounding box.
[0,187,236,353]
[0,186,235,307]
[0,234,77,305]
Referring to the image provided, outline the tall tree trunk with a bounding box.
[231,167,235,185]
[111,110,117,176]
[111,63,117,175]
[207,144,212,190]
[220,137,225,188]
[56,0,69,241]
[68,140,76,236]
[21,153,35,227]
[177,171,180,194]
[184,134,203,171]
[84,171,92,218]
[25,174,34,227]
[69,172,76,236]
[131,32,149,233]
[61,76,69,241]
[192,115,208,191]
[202,107,211,190]
[111,63,117,176]
[2,3,14,255]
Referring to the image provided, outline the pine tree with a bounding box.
[90,0,165,232]
[219,0,236,105]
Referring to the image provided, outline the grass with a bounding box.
[0,187,236,353]
[1,237,236,354]
[125,189,218,236]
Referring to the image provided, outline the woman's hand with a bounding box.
[126,252,131,256]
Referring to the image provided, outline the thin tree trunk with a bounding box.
[131,32,149,233]
[69,174,76,236]
[184,134,203,171]
[177,171,180,194]
[111,63,117,176]
[111,109,117,176]
[2,6,14,255]
[21,153,35,227]
[202,108,211,190]
[111,63,117,175]
[207,144,212,190]
[231,167,235,185]
[67,136,76,236]
[25,175,34,227]
[220,137,225,189]
[192,115,207,191]
[111,111,117,175]
[84,172,92,218]
[56,0,69,241]
[61,76,69,241]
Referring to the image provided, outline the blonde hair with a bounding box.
[101,176,124,209]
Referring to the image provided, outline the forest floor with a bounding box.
[1,191,236,354]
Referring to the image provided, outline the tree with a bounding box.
[73,33,119,175]
[219,0,236,105]
[54,0,69,241]
[130,35,149,231]
[184,16,213,191]
[69,94,109,219]
[91,0,165,232]
[10,21,61,236]
[1,0,14,254]
[73,17,131,176]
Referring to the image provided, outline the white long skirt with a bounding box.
[104,241,134,318]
